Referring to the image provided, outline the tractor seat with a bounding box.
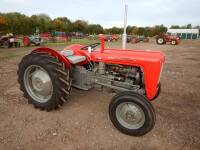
[60,50,86,64]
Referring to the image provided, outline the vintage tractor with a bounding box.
[18,36,165,136]
[156,33,180,45]
[0,34,20,48]
[23,35,43,47]
[103,34,119,42]
[127,35,149,44]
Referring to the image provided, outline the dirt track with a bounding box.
[0,40,200,150]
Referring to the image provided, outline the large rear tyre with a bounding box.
[18,52,72,111]
[156,37,165,45]
[109,92,155,136]
[3,41,10,48]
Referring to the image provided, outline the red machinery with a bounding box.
[156,33,180,45]
[23,35,43,46]
[0,34,20,48]
[18,35,165,136]
[40,32,52,42]
[127,35,149,44]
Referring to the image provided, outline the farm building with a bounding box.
[167,29,199,40]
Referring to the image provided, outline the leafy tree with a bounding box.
[105,27,123,34]
[186,24,192,29]
[170,25,180,29]
[0,12,198,37]
[36,13,51,22]
[137,27,145,35]
[130,25,167,37]
[131,27,139,35]
[0,15,6,25]
[0,15,8,34]
[30,14,52,33]
[154,25,167,35]
[87,24,104,34]
[72,20,88,33]
[4,12,30,34]
[126,25,134,34]
[53,17,72,32]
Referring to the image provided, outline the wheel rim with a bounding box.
[24,65,53,103]
[116,102,145,129]
[158,38,163,43]
[172,41,176,45]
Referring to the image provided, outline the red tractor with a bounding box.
[103,34,119,42]
[18,36,165,136]
[127,35,149,44]
[0,34,20,48]
[23,35,43,47]
[156,33,180,45]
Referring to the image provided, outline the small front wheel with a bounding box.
[109,92,155,136]
[171,40,177,45]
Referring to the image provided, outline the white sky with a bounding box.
[0,0,199,28]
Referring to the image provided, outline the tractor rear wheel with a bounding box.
[109,92,155,136]
[18,52,72,111]
[3,41,10,48]
[156,37,165,45]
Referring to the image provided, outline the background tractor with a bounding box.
[127,35,149,44]
[103,34,120,42]
[0,34,20,48]
[156,33,180,45]
[23,35,44,46]
[18,36,165,136]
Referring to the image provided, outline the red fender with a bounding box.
[23,36,30,46]
[32,47,71,68]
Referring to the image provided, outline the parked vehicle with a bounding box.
[156,33,180,45]
[23,35,43,46]
[127,35,149,44]
[0,34,20,48]
[104,34,119,42]
[18,36,165,136]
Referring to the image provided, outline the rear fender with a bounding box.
[32,47,71,68]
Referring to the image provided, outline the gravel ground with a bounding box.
[0,39,200,150]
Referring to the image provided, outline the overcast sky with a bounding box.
[0,0,199,28]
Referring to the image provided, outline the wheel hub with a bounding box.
[24,65,53,103]
[31,70,52,96]
[116,102,145,129]
[33,78,43,91]
[158,38,163,43]
[126,110,136,121]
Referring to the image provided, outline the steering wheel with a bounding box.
[81,42,100,50]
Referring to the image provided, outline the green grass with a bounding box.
[45,39,99,47]
[0,39,99,60]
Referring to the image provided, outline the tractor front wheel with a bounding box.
[171,40,177,45]
[18,52,72,111]
[109,92,155,136]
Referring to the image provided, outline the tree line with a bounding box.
[0,12,199,36]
